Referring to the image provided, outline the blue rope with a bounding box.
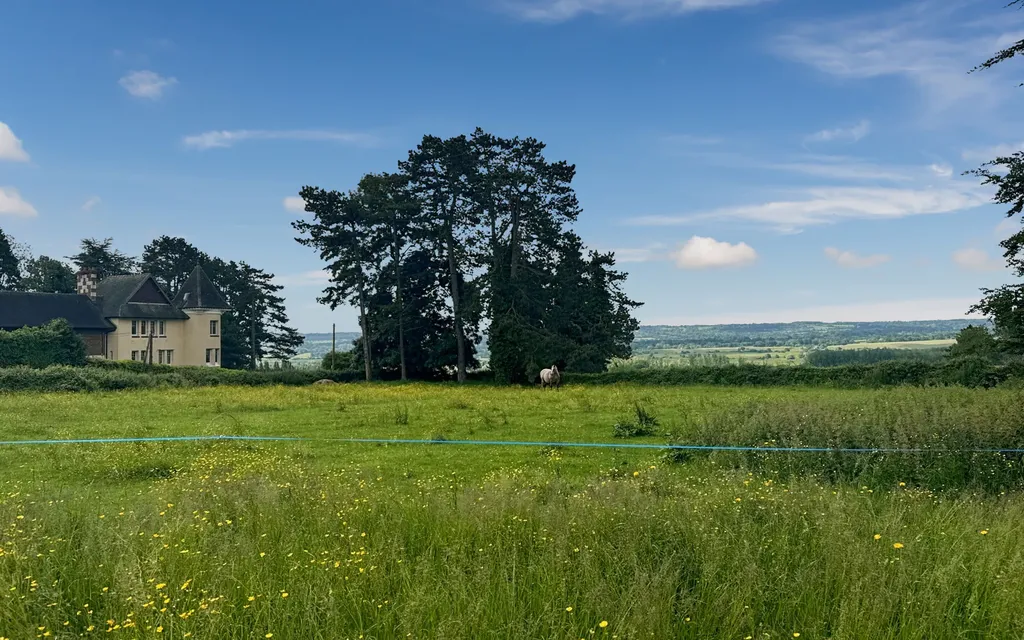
[0,434,1022,454]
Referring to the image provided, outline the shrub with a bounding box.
[0,319,87,368]
[613,402,660,438]
[322,350,357,371]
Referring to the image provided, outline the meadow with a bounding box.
[2,383,1024,639]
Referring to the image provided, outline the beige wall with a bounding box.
[180,310,224,367]
[106,312,222,366]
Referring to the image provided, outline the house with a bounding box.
[0,266,230,367]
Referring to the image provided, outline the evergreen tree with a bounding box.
[141,236,208,293]
[22,256,76,293]
[67,238,137,279]
[0,228,23,291]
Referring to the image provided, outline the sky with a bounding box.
[2,0,1023,332]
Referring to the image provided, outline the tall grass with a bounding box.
[1,385,1023,638]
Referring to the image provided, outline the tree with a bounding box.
[948,325,999,360]
[294,187,381,381]
[401,134,483,383]
[22,256,75,293]
[966,2,1024,353]
[141,236,208,294]
[67,238,137,279]
[322,349,356,371]
[0,228,23,291]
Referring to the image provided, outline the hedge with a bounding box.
[0,357,1020,393]
[0,319,87,368]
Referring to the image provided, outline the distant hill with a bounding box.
[633,320,988,350]
[297,319,987,361]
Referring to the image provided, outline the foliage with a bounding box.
[634,320,981,350]
[948,325,999,360]
[66,237,138,279]
[3,385,1024,638]
[806,347,946,367]
[0,319,87,367]
[141,235,207,294]
[21,255,76,293]
[612,402,660,438]
[321,350,356,371]
[0,227,22,290]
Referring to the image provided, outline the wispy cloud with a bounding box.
[767,156,914,182]
[672,236,757,269]
[274,270,331,287]
[0,187,37,217]
[631,184,989,232]
[283,196,307,213]
[962,141,1024,162]
[610,245,665,263]
[952,247,1004,271]
[500,0,771,22]
[806,120,871,144]
[929,163,954,178]
[81,196,101,212]
[824,247,890,268]
[184,129,378,150]
[772,2,1021,115]
[119,70,178,100]
[996,218,1018,237]
[0,122,30,162]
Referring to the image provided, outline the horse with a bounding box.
[540,365,561,389]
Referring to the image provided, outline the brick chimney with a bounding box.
[76,268,98,300]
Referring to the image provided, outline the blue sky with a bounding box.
[2,0,1022,332]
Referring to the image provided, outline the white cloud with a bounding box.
[773,3,1021,115]
[962,141,1024,162]
[806,120,871,143]
[646,297,983,325]
[274,270,331,287]
[0,187,38,217]
[824,247,890,268]
[672,236,757,269]
[995,218,1018,237]
[81,196,101,212]
[952,247,1003,271]
[611,246,663,263]
[767,158,913,182]
[501,0,770,21]
[119,70,178,99]
[184,129,377,150]
[283,196,307,213]
[0,122,30,162]
[632,184,990,232]
[929,163,953,178]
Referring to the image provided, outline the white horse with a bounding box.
[540,365,561,389]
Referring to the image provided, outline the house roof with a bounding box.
[0,292,115,332]
[96,274,189,320]
[172,266,230,311]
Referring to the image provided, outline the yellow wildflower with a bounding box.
[980,530,989,535]
[281,592,289,598]
[873,534,881,540]
[566,607,573,612]
[599,621,608,628]
[893,542,904,549]
[156,583,166,590]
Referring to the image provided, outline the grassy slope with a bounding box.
[1,384,1023,639]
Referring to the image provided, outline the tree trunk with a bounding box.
[358,284,372,382]
[445,228,467,383]
[393,234,407,381]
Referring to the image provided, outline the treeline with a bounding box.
[0,231,303,369]
[293,128,641,384]
[635,321,980,349]
[805,348,946,367]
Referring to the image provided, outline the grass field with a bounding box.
[2,384,1024,639]
[829,339,956,351]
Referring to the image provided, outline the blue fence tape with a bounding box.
[0,434,1023,455]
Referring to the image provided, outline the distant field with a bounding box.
[829,339,955,350]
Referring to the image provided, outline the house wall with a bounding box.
[107,318,188,364]
[179,310,224,367]
[79,331,107,357]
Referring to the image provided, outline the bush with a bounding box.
[0,319,87,368]
[612,402,660,438]
[322,350,357,371]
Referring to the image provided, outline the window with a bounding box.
[158,321,166,337]
[131,351,138,361]
[140,321,147,336]
[140,350,147,363]
[131,320,139,336]
[206,349,213,364]
[150,321,156,336]
[214,348,220,363]
[158,350,165,365]
[210,320,219,336]
[166,350,173,365]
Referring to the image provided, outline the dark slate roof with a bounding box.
[0,292,115,331]
[96,274,188,320]
[172,266,230,310]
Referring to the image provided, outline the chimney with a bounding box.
[76,268,98,300]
